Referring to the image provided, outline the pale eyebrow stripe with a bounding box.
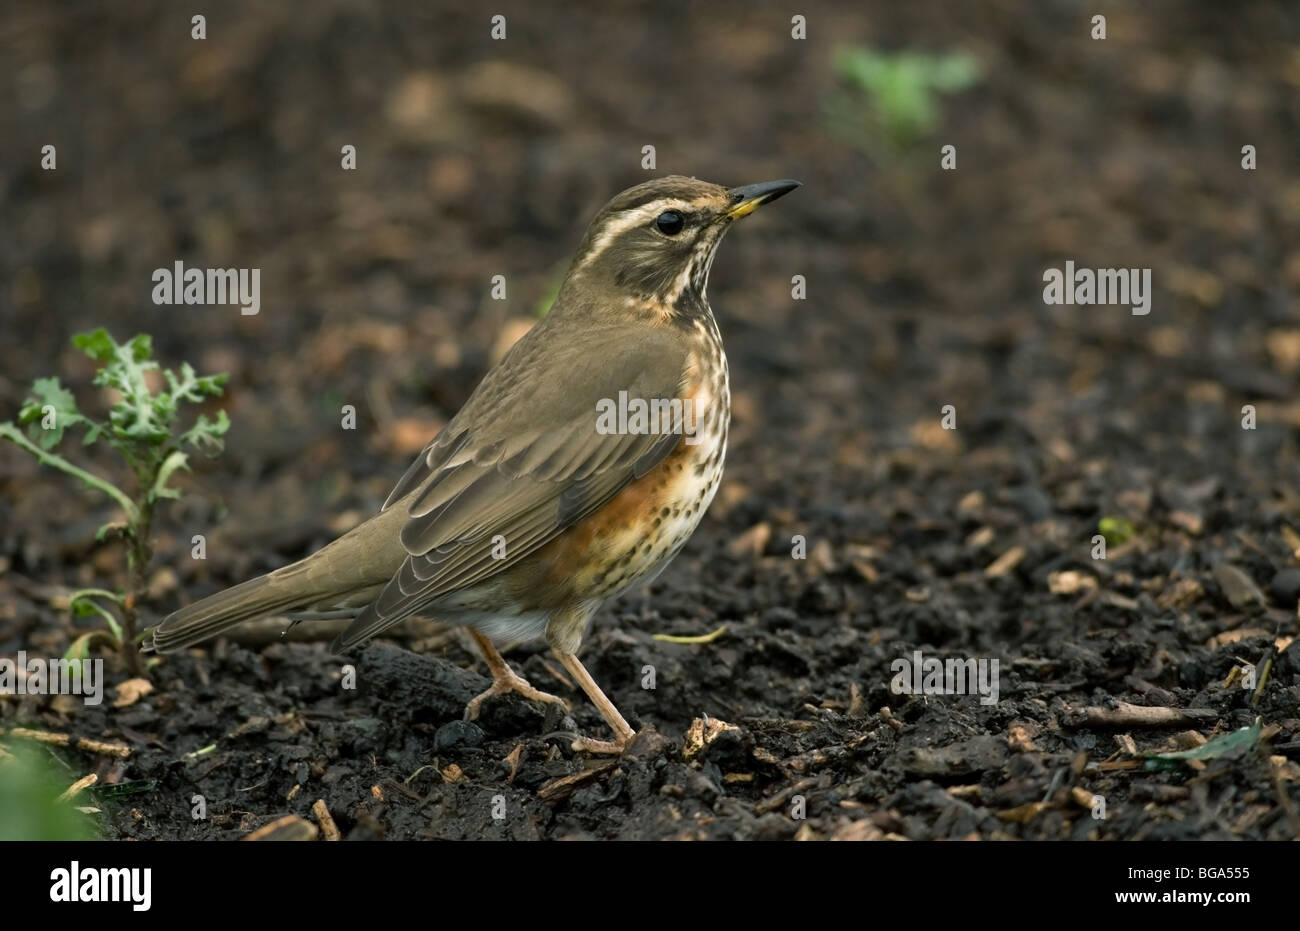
[577,196,711,269]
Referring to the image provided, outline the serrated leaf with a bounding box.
[125,333,153,364]
[72,328,116,362]
[196,373,229,396]
[19,377,87,448]
[180,410,230,452]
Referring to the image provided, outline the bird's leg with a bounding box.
[555,650,636,754]
[464,629,570,721]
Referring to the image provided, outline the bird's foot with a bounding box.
[464,667,570,721]
[552,649,638,755]
[464,628,571,721]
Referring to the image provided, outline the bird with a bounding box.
[151,174,800,753]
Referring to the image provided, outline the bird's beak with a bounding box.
[725,179,802,220]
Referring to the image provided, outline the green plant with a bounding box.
[1098,516,1137,548]
[827,47,981,150]
[0,746,99,841]
[0,328,229,674]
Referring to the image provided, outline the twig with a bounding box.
[1069,702,1218,728]
[312,799,341,841]
[3,727,131,757]
[57,773,98,802]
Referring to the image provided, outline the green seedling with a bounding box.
[827,47,981,151]
[0,328,229,675]
[1098,516,1137,548]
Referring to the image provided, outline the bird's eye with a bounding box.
[655,211,684,236]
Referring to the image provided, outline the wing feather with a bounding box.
[333,321,691,651]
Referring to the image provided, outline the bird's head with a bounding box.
[558,175,800,322]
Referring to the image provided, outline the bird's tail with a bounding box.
[151,507,406,653]
[151,566,323,652]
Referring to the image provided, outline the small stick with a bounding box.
[312,799,341,841]
[1071,702,1218,728]
[57,773,98,802]
[3,728,130,757]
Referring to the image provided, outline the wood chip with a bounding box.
[996,801,1051,823]
[1213,563,1266,609]
[985,546,1026,578]
[1168,510,1203,535]
[831,820,885,841]
[1207,628,1270,649]
[57,773,98,803]
[879,706,905,734]
[312,799,341,841]
[728,522,771,558]
[538,761,618,803]
[1049,570,1097,595]
[1157,577,1204,610]
[1170,730,1208,750]
[1007,723,1040,752]
[848,682,864,717]
[1069,787,1097,809]
[683,717,742,762]
[503,743,524,784]
[851,559,878,582]
[755,776,821,814]
[1281,524,1300,560]
[113,677,154,708]
[242,814,317,842]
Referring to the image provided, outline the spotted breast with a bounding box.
[492,315,730,621]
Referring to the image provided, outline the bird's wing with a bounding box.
[333,321,693,650]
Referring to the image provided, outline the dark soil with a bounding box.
[3,0,1300,840]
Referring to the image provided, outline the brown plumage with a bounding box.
[152,175,799,752]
